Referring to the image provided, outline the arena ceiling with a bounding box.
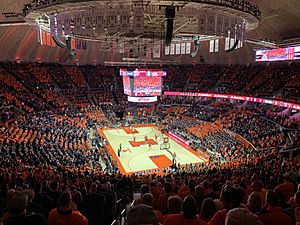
[0,0,299,65]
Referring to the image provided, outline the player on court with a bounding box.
[118,144,122,157]
[172,152,177,167]
[148,142,152,151]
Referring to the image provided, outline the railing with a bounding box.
[110,200,135,225]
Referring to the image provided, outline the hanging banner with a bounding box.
[37,26,41,44]
[206,13,216,35]
[181,43,186,54]
[133,7,144,33]
[235,23,242,49]
[175,43,181,54]
[146,46,152,60]
[198,12,207,34]
[56,14,63,35]
[142,45,147,56]
[216,14,223,36]
[50,15,56,36]
[74,12,83,35]
[76,39,82,50]
[64,13,71,35]
[107,7,118,33]
[236,23,242,41]
[214,39,219,52]
[209,40,215,53]
[229,17,236,38]
[84,10,93,35]
[239,40,243,48]
[119,6,131,33]
[241,22,246,42]
[119,42,125,53]
[223,16,230,37]
[225,37,230,50]
[230,38,235,49]
[153,45,161,58]
[170,44,175,55]
[165,45,170,55]
[186,42,191,54]
[95,8,104,34]
[81,40,87,50]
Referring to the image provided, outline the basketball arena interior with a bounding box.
[0,0,299,225]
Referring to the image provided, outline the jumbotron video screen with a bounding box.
[133,76,162,96]
[120,68,166,102]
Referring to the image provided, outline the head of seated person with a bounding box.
[221,185,245,211]
[225,208,263,225]
[127,204,159,225]
[247,191,262,213]
[265,190,279,208]
[182,196,198,219]
[167,196,182,214]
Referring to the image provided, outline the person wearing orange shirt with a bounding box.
[142,193,164,223]
[135,184,150,206]
[247,191,262,214]
[149,180,160,209]
[208,185,245,225]
[275,173,294,202]
[157,182,173,212]
[259,190,292,225]
[225,208,263,225]
[251,180,267,204]
[48,191,88,225]
[162,196,183,223]
[293,191,300,224]
[200,198,217,223]
[179,178,197,199]
[164,196,207,225]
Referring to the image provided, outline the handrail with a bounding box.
[130,200,135,207]
[110,219,117,225]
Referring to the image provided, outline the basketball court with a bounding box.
[99,125,207,174]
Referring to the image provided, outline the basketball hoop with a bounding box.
[160,137,170,150]
[163,137,169,143]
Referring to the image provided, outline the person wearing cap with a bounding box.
[1,192,48,225]
[164,196,207,225]
[48,191,88,225]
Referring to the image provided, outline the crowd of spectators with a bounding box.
[1,145,300,225]
[0,61,299,225]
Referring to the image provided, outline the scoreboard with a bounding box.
[120,68,166,101]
